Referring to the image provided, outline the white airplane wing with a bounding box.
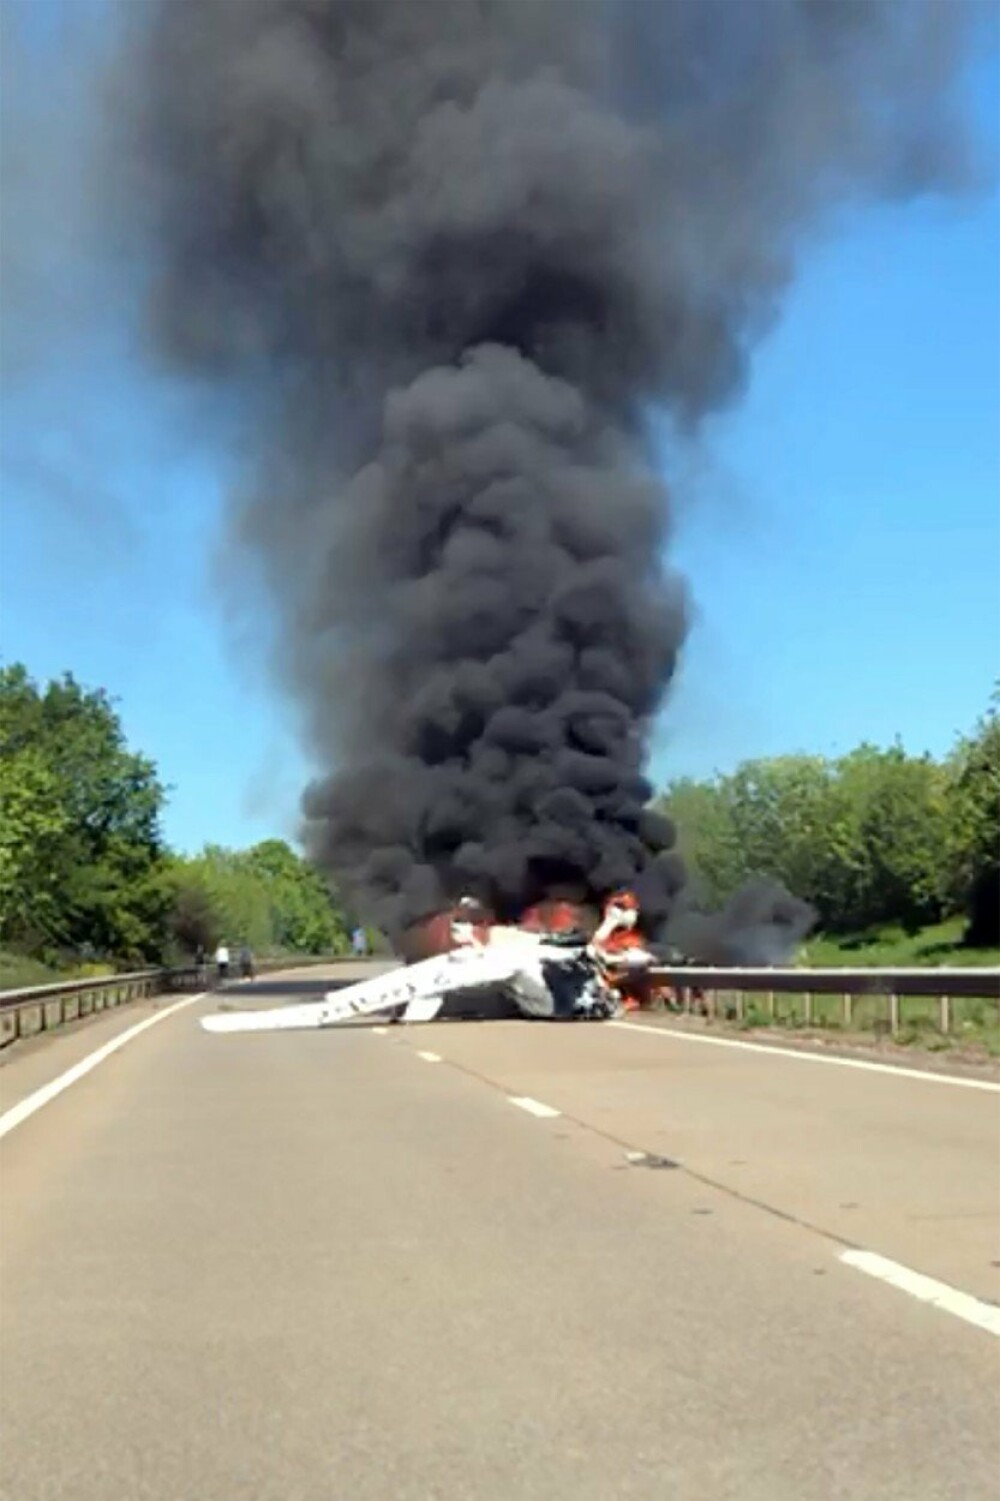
[199,945,523,1035]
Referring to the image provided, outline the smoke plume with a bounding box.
[119,0,975,943]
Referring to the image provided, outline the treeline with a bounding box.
[0,664,351,969]
[661,689,999,945]
[166,840,350,960]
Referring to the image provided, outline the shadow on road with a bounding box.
[214,978,354,999]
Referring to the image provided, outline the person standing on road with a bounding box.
[215,941,230,984]
[351,926,367,958]
[239,943,255,981]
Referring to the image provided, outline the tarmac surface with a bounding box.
[1,961,998,1500]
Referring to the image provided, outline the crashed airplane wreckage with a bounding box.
[200,893,655,1034]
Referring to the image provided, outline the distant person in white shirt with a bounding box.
[215,942,230,983]
[351,927,367,958]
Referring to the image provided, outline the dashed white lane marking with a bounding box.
[839,1250,1000,1337]
[372,1026,389,1035]
[509,1095,561,1119]
[0,993,207,1141]
[609,1020,1000,1092]
[417,1050,442,1063]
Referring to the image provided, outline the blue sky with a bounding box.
[1,10,998,856]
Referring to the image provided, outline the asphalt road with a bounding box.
[1,964,998,1501]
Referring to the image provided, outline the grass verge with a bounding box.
[0,950,116,991]
[800,918,1000,969]
[713,992,1000,1058]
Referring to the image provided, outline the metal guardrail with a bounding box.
[1,961,997,1047]
[0,956,359,1049]
[0,970,164,1048]
[646,966,1000,1035]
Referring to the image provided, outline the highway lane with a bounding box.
[0,964,389,1117]
[1,968,997,1501]
[408,1011,1000,1303]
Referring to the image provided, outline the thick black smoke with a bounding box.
[120,0,975,945]
[664,877,818,969]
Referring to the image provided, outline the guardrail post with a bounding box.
[939,995,950,1034]
[803,992,813,1027]
[735,989,745,1022]
[842,992,853,1028]
[766,990,775,1020]
[889,993,900,1036]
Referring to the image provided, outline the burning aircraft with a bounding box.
[201,892,660,1034]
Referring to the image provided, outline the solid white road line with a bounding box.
[609,1020,1000,1092]
[508,1096,561,1119]
[417,1050,442,1063]
[0,993,206,1142]
[840,1249,1000,1337]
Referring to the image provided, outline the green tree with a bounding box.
[660,742,953,936]
[162,859,223,958]
[725,756,838,907]
[660,776,743,905]
[0,664,169,962]
[662,756,849,927]
[831,744,947,933]
[0,741,72,949]
[245,838,349,953]
[945,688,1000,944]
[167,840,349,958]
[183,845,273,952]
